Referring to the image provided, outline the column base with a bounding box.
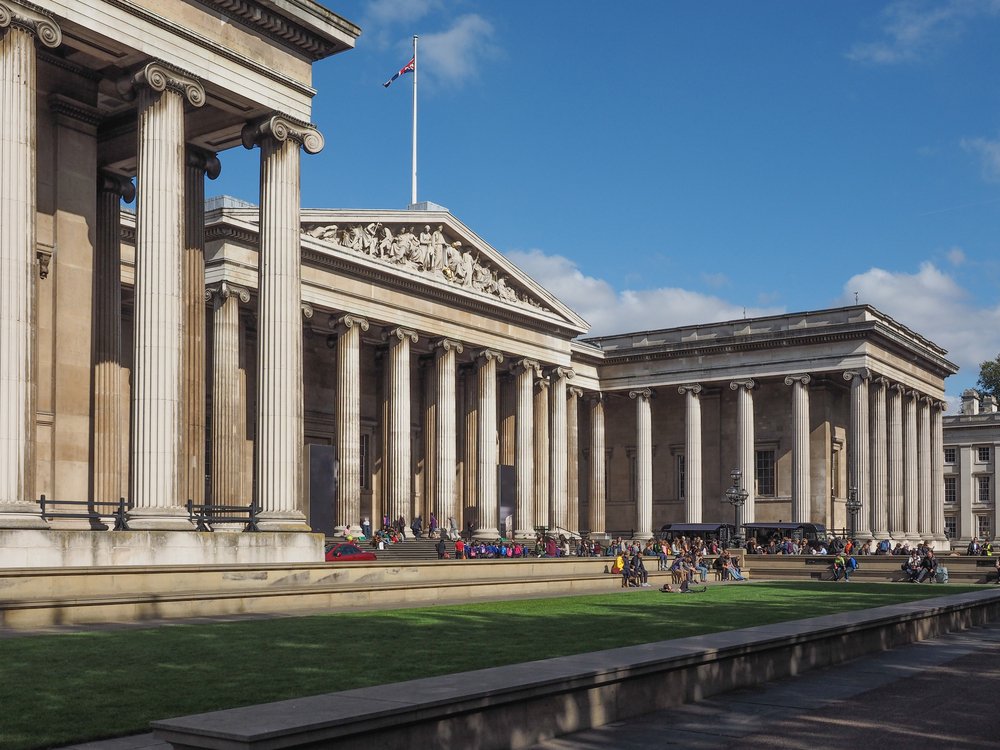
[0,503,50,529]
[514,528,536,540]
[127,506,193,531]
[256,511,312,533]
[474,527,500,540]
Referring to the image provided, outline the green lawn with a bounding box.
[0,582,980,750]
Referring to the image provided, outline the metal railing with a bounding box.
[39,495,131,531]
[185,500,259,532]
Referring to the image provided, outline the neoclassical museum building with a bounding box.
[0,0,959,566]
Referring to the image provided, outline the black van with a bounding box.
[659,522,736,542]
[742,522,826,543]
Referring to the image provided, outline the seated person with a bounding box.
[831,552,847,581]
[915,550,938,583]
[630,553,650,587]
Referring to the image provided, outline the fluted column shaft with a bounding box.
[732,380,756,524]
[631,389,653,538]
[904,391,919,538]
[917,397,932,539]
[129,66,202,529]
[588,395,606,535]
[533,379,550,528]
[870,378,889,538]
[210,283,249,506]
[513,359,538,537]
[181,149,220,507]
[888,384,904,536]
[334,316,369,533]
[567,387,581,534]
[0,4,59,526]
[680,385,703,522]
[462,367,477,529]
[931,402,946,542]
[845,370,871,537]
[243,116,322,530]
[785,375,811,522]
[385,328,417,527]
[92,176,133,505]
[549,367,571,531]
[434,339,462,529]
[476,350,502,538]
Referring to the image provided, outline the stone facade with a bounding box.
[942,390,1000,544]
[0,1,961,567]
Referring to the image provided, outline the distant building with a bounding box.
[942,390,1000,544]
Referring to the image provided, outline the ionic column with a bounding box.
[731,379,756,524]
[783,375,811,522]
[461,365,477,530]
[127,63,205,529]
[844,369,871,537]
[92,174,135,506]
[567,386,582,534]
[931,401,946,543]
[383,327,418,529]
[181,148,220,507]
[208,282,250,506]
[513,359,539,538]
[888,384,905,537]
[434,338,463,531]
[587,394,607,535]
[904,390,919,539]
[869,377,890,538]
[476,349,503,538]
[630,389,653,538]
[0,0,60,527]
[679,384,703,522]
[917,396,932,540]
[242,115,322,531]
[549,367,572,532]
[333,315,369,535]
[533,377,550,529]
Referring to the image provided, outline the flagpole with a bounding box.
[411,34,418,206]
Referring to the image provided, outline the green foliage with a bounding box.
[0,583,978,750]
[978,354,1000,398]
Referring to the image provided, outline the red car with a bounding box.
[324,542,378,562]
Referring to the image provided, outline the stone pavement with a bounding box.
[532,620,1000,750]
[55,617,1000,750]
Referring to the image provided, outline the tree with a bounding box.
[977,354,1000,398]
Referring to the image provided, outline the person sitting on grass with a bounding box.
[660,580,707,593]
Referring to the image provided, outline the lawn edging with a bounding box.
[152,588,1000,750]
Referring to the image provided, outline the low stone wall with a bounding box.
[152,590,1000,750]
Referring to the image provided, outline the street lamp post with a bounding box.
[725,468,749,549]
[846,484,861,542]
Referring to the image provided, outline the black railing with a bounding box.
[186,500,259,532]
[39,495,130,531]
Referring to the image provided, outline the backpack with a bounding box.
[847,557,859,570]
[935,566,949,584]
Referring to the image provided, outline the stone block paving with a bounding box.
[532,621,1000,750]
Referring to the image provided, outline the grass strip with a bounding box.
[0,582,979,749]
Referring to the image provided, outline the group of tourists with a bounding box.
[444,538,532,560]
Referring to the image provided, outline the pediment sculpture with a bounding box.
[304,222,547,311]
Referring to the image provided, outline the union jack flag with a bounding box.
[383,58,415,88]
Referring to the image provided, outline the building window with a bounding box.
[755,449,775,496]
[944,516,957,540]
[944,476,957,504]
[676,453,685,500]
[977,475,991,504]
[977,446,991,463]
[977,514,993,540]
[360,434,371,491]
[944,447,956,464]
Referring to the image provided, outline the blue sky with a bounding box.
[210,0,1000,407]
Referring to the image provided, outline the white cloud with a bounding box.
[504,249,784,337]
[848,0,1000,64]
[946,246,966,266]
[701,272,729,289]
[961,136,1000,181]
[419,14,497,87]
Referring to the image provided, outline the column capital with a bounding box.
[205,281,251,305]
[242,114,324,155]
[872,375,890,389]
[331,314,370,333]
[510,357,539,376]
[535,377,551,392]
[548,366,574,381]
[889,382,907,396]
[584,391,606,404]
[0,2,61,48]
[568,386,584,399]
[783,374,811,387]
[843,368,872,382]
[382,326,418,344]
[476,348,504,366]
[905,389,921,401]
[678,383,702,396]
[629,388,653,401]
[434,338,464,355]
[119,61,206,107]
[98,171,136,203]
[301,302,314,320]
[730,378,756,391]
[186,146,222,180]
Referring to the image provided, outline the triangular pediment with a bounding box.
[298,208,589,334]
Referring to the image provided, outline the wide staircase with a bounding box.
[351,538,442,561]
[749,554,997,583]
